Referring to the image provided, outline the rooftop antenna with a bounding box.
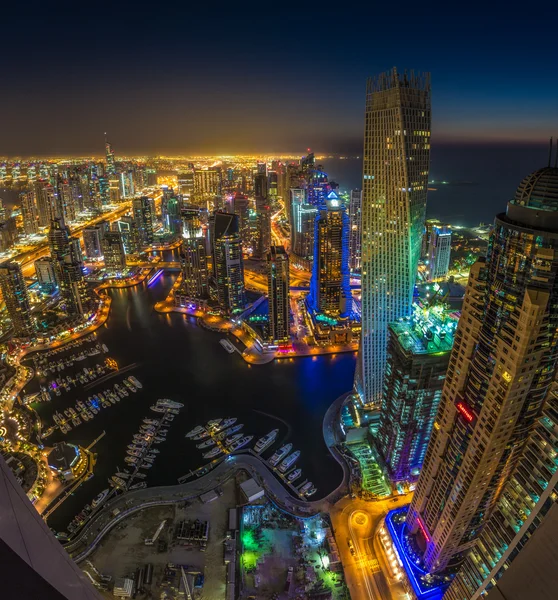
[549,137,553,167]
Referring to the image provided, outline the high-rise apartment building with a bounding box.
[49,218,90,316]
[34,181,60,226]
[213,212,246,314]
[180,231,209,302]
[132,196,155,249]
[0,454,101,599]
[445,378,558,600]
[348,189,362,273]
[357,68,431,406]
[177,169,195,198]
[194,169,221,201]
[105,135,116,175]
[117,216,140,255]
[0,261,35,336]
[254,163,271,259]
[407,166,558,574]
[20,189,39,234]
[83,224,107,260]
[308,191,351,318]
[34,257,57,293]
[102,231,126,272]
[162,190,181,234]
[232,194,251,244]
[290,189,316,266]
[57,178,77,222]
[427,226,452,281]
[0,218,17,252]
[267,246,290,344]
[376,303,456,488]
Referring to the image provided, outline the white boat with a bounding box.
[269,443,292,467]
[203,446,224,459]
[225,433,244,445]
[186,425,205,438]
[150,405,166,413]
[156,398,184,409]
[216,424,243,441]
[255,429,279,454]
[214,417,237,433]
[305,486,317,497]
[197,439,216,449]
[287,468,302,482]
[129,376,142,389]
[220,338,235,353]
[139,462,153,469]
[299,481,313,495]
[92,489,109,508]
[207,418,222,429]
[129,482,147,490]
[228,435,253,452]
[279,450,300,473]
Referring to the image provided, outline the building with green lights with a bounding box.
[376,302,457,489]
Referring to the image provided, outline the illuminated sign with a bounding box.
[416,517,430,542]
[456,401,474,423]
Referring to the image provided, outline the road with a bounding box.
[329,495,411,600]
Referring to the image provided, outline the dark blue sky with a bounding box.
[1,2,557,156]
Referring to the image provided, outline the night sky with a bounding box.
[1,3,557,156]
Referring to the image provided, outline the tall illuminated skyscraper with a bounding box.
[357,68,431,406]
[308,191,351,318]
[445,378,558,600]
[267,246,290,344]
[20,189,39,234]
[213,212,246,314]
[102,231,126,272]
[105,134,116,176]
[254,163,271,259]
[406,166,558,575]
[290,189,316,268]
[132,196,155,249]
[0,261,35,337]
[180,214,209,302]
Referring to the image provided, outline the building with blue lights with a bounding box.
[357,68,431,407]
[376,303,457,490]
[308,191,351,318]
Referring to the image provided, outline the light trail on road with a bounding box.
[349,509,384,600]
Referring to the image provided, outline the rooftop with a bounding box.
[511,166,558,212]
[390,302,459,356]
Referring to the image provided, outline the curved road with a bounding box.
[65,394,354,562]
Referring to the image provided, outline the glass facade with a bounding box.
[357,68,431,406]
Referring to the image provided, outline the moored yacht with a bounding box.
[254,429,279,454]
[269,443,292,467]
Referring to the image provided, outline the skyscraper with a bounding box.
[289,189,316,268]
[407,166,558,574]
[426,225,452,281]
[232,194,251,244]
[20,189,39,234]
[213,212,246,314]
[376,303,456,489]
[105,134,116,176]
[267,246,290,344]
[180,229,209,303]
[348,189,362,273]
[254,163,271,259]
[102,231,126,272]
[0,261,35,337]
[34,257,57,293]
[49,218,90,316]
[162,190,182,234]
[308,191,351,318]
[445,378,558,600]
[34,181,60,227]
[83,224,107,260]
[0,454,101,599]
[132,196,155,249]
[116,217,138,256]
[357,68,431,406]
